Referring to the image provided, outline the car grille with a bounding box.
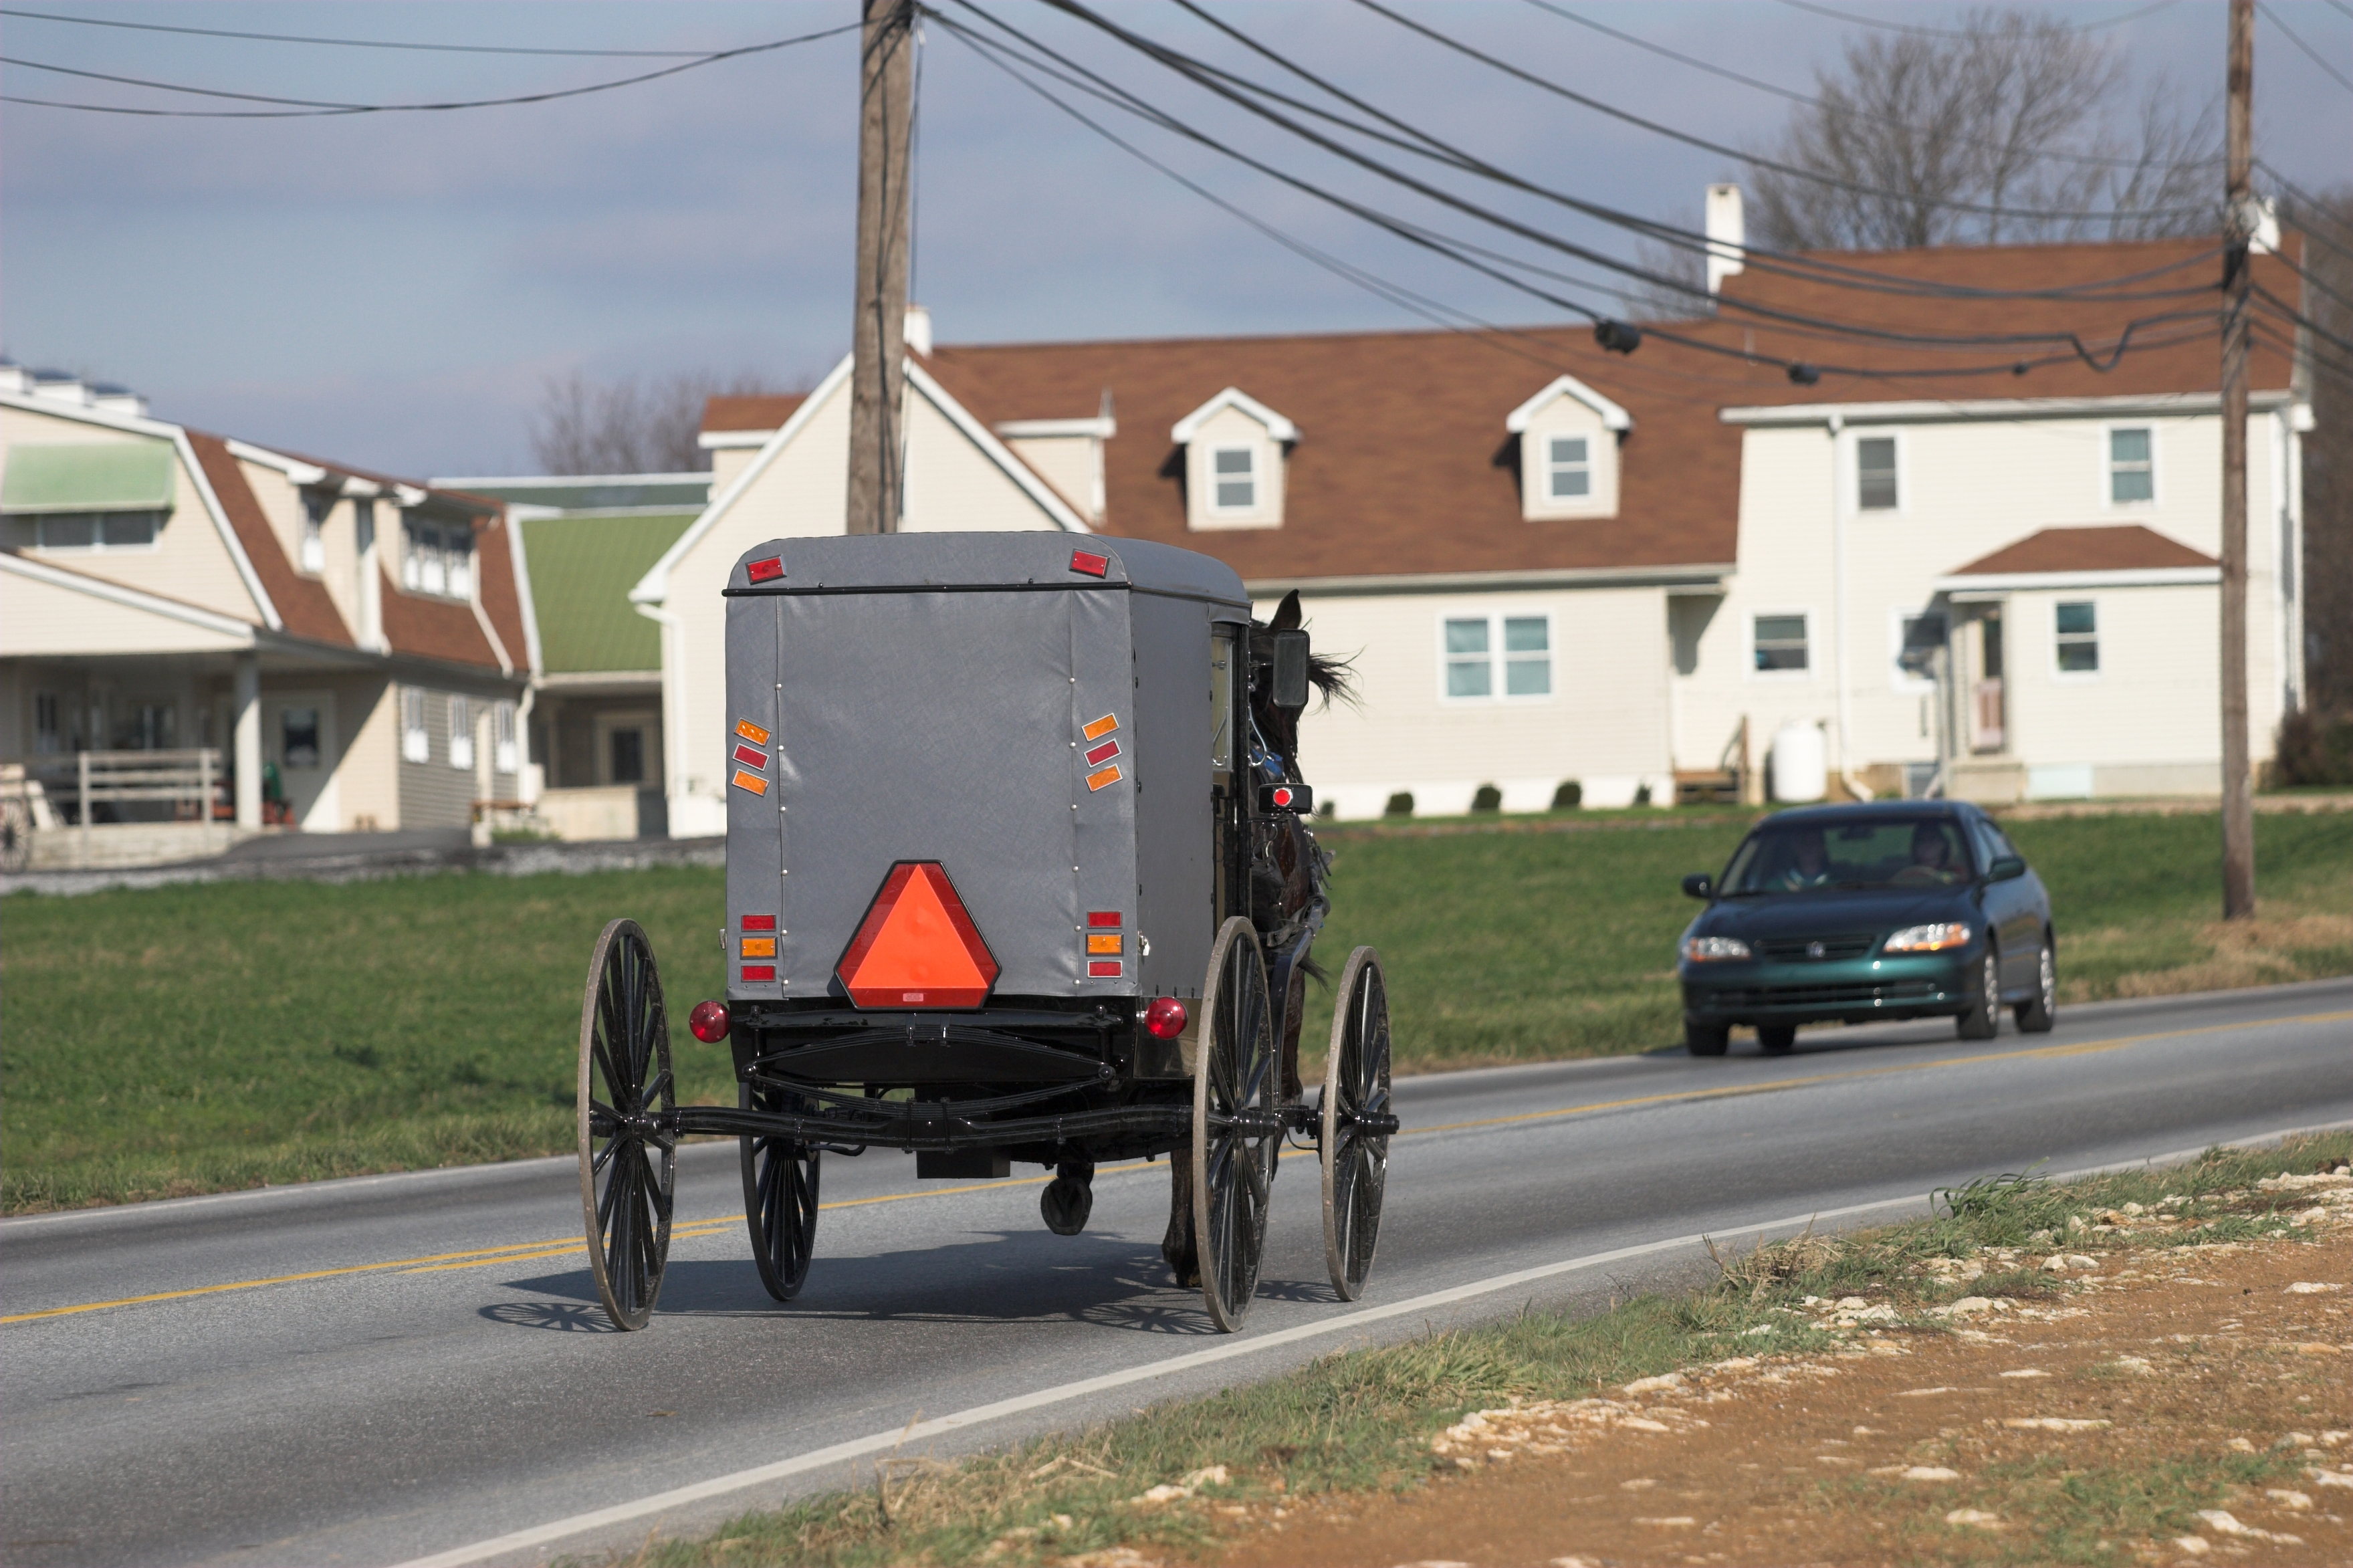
[1755,932,1878,962]
[1708,980,1944,1008]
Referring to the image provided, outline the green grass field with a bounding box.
[4,810,2348,1212]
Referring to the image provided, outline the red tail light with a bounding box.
[1143,997,1188,1040]
[689,1000,731,1042]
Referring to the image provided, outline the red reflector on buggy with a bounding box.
[732,743,767,770]
[1271,786,1295,808]
[689,1000,732,1042]
[746,556,784,583]
[1088,960,1122,978]
[1087,911,1122,928]
[740,965,776,983]
[742,914,776,931]
[836,861,1000,1008]
[1069,549,1109,578]
[1084,738,1120,766]
[1144,997,1187,1039]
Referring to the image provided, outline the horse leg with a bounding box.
[1281,966,1307,1101]
[1161,1145,1200,1288]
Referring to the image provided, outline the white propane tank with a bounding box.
[1769,720,1828,803]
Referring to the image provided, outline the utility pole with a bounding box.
[2219,0,2255,919]
[846,0,915,536]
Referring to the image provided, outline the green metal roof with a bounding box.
[520,511,697,673]
[2,441,175,514]
[450,477,711,510]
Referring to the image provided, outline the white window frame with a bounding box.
[1544,433,1592,501]
[2053,598,2100,681]
[1888,607,1940,693]
[2100,422,2158,508]
[448,694,475,770]
[299,491,329,574]
[401,687,430,764]
[1207,443,1258,514]
[1436,610,1555,705]
[26,511,164,554]
[1854,432,1902,514]
[492,700,518,775]
[1746,608,1814,681]
[402,518,473,600]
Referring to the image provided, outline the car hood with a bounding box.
[1693,885,1973,941]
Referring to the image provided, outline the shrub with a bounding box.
[1383,791,1414,816]
[1551,780,1583,810]
[1470,784,1502,812]
[2269,707,2353,787]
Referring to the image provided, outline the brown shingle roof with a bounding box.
[703,394,807,433]
[378,566,502,668]
[470,511,529,674]
[1947,524,2217,577]
[185,431,354,645]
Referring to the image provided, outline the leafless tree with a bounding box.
[529,368,806,475]
[1617,207,1712,322]
[1745,8,2219,251]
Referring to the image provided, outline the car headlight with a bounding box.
[1682,935,1753,962]
[1884,923,1972,954]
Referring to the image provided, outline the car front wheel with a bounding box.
[1955,945,2001,1040]
[2014,939,2056,1034]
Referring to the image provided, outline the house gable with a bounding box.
[1171,386,1296,532]
[1505,374,1631,524]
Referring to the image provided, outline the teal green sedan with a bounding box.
[1676,802,2056,1056]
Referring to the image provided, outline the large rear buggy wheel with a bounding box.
[577,918,675,1331]
[1193,915,1278,1333]
[1321,946,1392,1301]
[740,1085,820,1301]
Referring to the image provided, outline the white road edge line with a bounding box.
[390,1113,2353,1568]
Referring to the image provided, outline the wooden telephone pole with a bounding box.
[2220,0,2255,918]
[846,0,916,536]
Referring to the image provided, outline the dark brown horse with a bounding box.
[1161,590,1355,1288]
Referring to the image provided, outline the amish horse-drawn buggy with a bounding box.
[575,534,1396,1332]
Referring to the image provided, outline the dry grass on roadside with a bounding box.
[609,1133,2353,1568]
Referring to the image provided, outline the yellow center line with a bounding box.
[11,1007,2342,1325]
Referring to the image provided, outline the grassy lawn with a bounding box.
[3,809,2348,1211]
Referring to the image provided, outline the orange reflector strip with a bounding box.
[742,965,776,982]
[741,937,776,959]
[1087,911,1122,928]
[732,769,768,796]
[1087,933,1122,956]
[1086,764,1123,792]
[836,862,1000,1009]
[1088,960,1122,978]
[736,719,770,746]
[1084,738,1120,766]
[1082,713,1118,741]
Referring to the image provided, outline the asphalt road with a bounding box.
[6,978,2350,1568]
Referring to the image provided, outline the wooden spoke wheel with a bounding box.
[1193,915,1278,1333]
[1321,947,1393,1301]
[740,1086,821,1302]
[577,918,675,1331]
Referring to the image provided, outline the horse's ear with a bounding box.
[1268,590,1302,632]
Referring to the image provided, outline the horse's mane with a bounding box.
[1256,590,1359,713]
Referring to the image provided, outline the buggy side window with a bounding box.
[1209,627,1235,771]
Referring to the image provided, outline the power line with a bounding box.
[0,19,859,118]
[1349,0,2210,227]
[1772,0,2182,38]
[2258,1,2353,93]
[0,7,720,58]
[1519,0,2221,174]
[2255,284,2353,360]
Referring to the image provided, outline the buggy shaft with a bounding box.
[662,1102,1292,1152]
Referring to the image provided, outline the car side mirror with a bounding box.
[1987,855,2026,883]
[1266,629,1311,712]
[1681,873,1714,901]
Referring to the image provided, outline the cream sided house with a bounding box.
[628,226,2314,830]
[1,365,531,865]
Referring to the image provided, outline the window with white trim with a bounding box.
[2055,600,2099,673]
[1545,435,1591,499]
[401,687,429,763]
[449,694,475,770]
[493,701,518,774]
[13,512,162,552]
[1753,612,1810,673]
[300,491,329,573]
[1210,445,1256,511]
[2108,427,2153,503]
[402,519,473,598]
[1856,437,1898,510]
[1442,614,1552,700]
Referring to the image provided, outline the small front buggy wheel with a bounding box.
[1321,946,1392,1302]
[741,1085,820,1301]
[1193,915,1277,1333]
[578,918,675,1331]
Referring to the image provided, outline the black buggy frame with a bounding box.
[576,534,1395,1332]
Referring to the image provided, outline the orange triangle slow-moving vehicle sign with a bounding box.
[836,862,1000,1008]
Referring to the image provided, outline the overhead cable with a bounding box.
[2258,1,2353,94]
[0,7,721,57]
[1772,0,2182,38]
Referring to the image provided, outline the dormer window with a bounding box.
[403,518,473,599]
[300,491,330,574]
[1173,386,1297,531]
[1505,374,1630,522]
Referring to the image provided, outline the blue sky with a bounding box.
[5,1,2346,477]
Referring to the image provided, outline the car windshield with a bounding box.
[1720,817,1977,895]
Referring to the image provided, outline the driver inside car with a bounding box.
[1778,828,1831,889]
[1894,820,1963,884]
